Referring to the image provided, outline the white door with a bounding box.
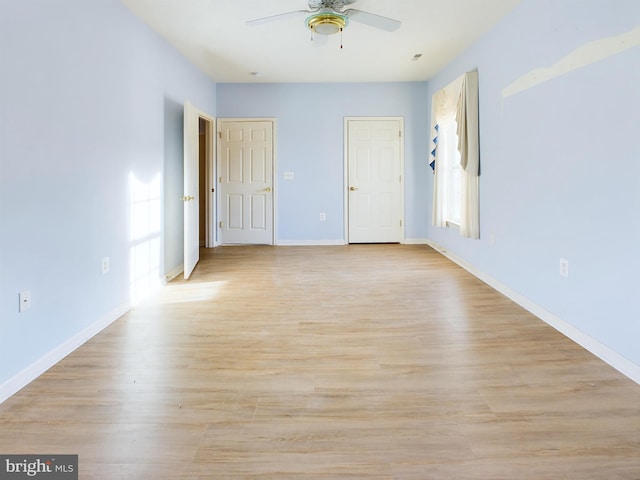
[219,120,274,245]
[183,101,200,279]
[347,118,404,243]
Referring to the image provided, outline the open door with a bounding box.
[183,101,199,279]
[183,101,215,279]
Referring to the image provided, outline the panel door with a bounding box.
[219,120,274,245]
[347,119,403,243]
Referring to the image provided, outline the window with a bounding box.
[438,117,462,226]
[430,71,480,239]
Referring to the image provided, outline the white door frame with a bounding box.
[204,116,217,248]
[183,102,216,278]
[343,116,405,244]
[216,118,277,246]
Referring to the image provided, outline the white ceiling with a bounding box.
[121,0,522,83]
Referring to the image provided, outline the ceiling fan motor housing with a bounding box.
[308,0,353,10]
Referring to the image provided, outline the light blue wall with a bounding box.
[426,0,640,366]
[0,0,216,385]
[217,82,431,243]
[3,0,637,393]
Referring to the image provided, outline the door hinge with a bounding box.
[218,131,222,139]
[399,130,402,138]
[219,176,223,183]
[211,188,215,193]
[219,221,224,228]
[399,175,402,182]
[400,219,403,227]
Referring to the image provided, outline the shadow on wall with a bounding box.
[128,96,185,304]
[163,97,185,279]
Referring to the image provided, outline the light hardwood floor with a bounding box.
[1,245,639,479]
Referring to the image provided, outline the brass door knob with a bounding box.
[264,187,272,192]
[349,186,358,191]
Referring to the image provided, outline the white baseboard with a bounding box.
[426,240,640,385]
[164,264,184,283]
[220,240,429,246]
[276,240,347,246]
[276,240,430,246]
[404,238,430,245]
[0,302,131,404]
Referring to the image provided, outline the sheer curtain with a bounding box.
[430,71,480,239]
[430,74,464,228]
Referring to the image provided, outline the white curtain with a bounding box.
[456,71,480,239]
[430,71,480,239]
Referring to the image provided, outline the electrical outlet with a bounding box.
[102,257,110,275]
[283,171,294,180]
[19,290,31,313]
[559,258,569,278]
[319,212,326,221]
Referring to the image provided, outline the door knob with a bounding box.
[264,187,272,192]
[180,195,195,202]
[349,186,358,191]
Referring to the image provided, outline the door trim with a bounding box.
[216,118,277,246]
[183,102,216,279]
[204,116,217,248]
[343,116,405,244]
[184,105,216,250]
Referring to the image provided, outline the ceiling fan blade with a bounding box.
[246,10,312,27]
[344,9,401,32]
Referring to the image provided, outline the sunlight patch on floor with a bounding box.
[158,280,228,304]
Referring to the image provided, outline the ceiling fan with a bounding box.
[246,0,401,36]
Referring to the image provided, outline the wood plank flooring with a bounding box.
[1,245,639,479]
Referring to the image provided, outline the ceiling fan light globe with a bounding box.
[306,12,347,35]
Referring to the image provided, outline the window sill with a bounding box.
[446,220,460,229]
